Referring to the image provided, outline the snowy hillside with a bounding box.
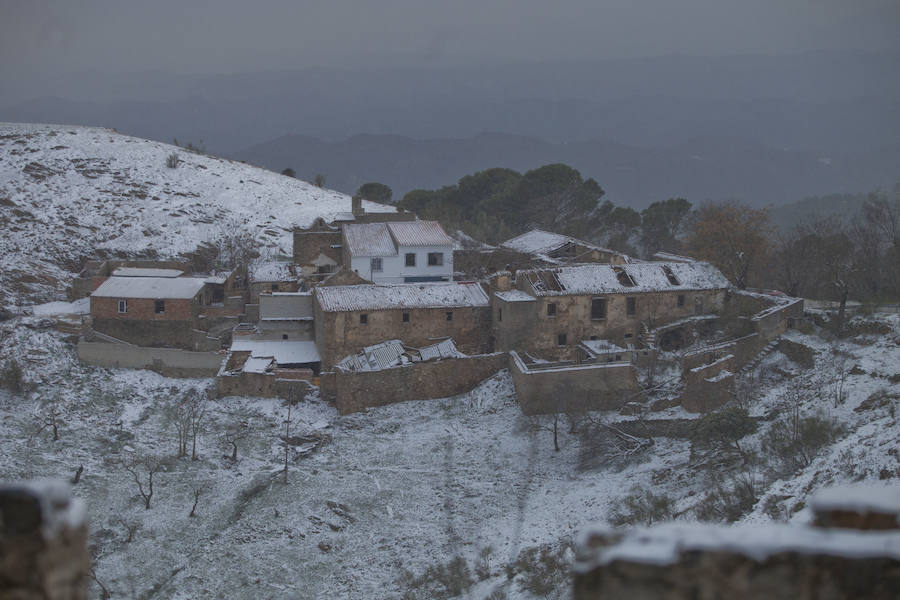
[0,122,395,306]
[0,309,898,598]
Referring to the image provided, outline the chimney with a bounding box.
[351,195,364,217]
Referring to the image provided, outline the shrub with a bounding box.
[313,173,326,188]
[695,477,757,522]
[398,555,474,599]
[165,153,180,169]
[761,409,843,475]
[512,543,572,599]
[610,486,674,526]
[691,407,758,462]
[0,359,23,392]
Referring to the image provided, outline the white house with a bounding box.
[342,221,454,283]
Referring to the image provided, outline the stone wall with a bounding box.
[90,318,198,350]
[510,351,642,415]
[77,341,222,376]
[680,354,736,413]
[314,304,493,369]
[0,481,89,600]
[332,353,508,414]
[215,372,314,399]
[499,288,725,360]
[778,337,816,368]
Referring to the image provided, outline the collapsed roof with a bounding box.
[517,262,730,296]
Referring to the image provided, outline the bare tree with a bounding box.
[166,393,191,458]
[282,392,297,483]
[187,388,208,460]
[189,487,203,518]
[223,418,250,461]
[123,454,162,510]
[33,393,62,442]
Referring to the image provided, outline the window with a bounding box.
[547,303,557,317]
[360,313,368,324]
[402,312,410,323]
[497,308,502,322]
[624,332,634,340]
[591,298,607,320]
[271,284,279,292]
[558,333,567,346]
[405,253,416,267]
[282,334,289,340]
[428,252,443,266]
[370,257,383,272]
[626,297,636,316]
[154,300,165,314]
[117,299,127,313]
[677,294,685,307]
[445,311,453,321]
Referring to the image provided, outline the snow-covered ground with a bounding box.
[1,312,897,598]
[0,123,394,306]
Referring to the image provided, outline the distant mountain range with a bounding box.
[232,132,900,209]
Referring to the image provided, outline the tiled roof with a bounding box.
[517,262,730,296]
[316,282,489,312]
[91,276,206,299]
[343,223,396,256]
[387,221,454,247]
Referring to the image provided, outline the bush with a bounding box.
[695,477,757,522]
[165,153,180,169]
[0,359,23,392]
[398,555,473,599]
[691,407,758,462]
[761,409,843,475]
[610,486,674,526]
[511,543,572,599]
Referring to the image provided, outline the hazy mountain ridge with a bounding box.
[233,131,900,209]
[0,123,393,307]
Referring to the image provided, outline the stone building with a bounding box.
[90,275,212,350]
[493,261,730,359]
[313,281,492,368]
[292,219,343,284]
[342,220,455,284]
[248,261,299,303]
[501,229,630,265]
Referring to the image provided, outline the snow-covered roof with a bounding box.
[417,338,463,361]
[230,340,320,365]
[338,340,406,371]
[316,282,490,312]
[652,251,696,263]
[112,267,184,278]
[250,261,295,282]
[575,522,900,570]
[92,276,206,299]
[494,290,536,303]
[387,221,454,247]
[203,271,232,285]
[580,339,628,354]
[518,262,730,296]
[343,221,454,257]
[243,356,275,374]
[501,229,622,257]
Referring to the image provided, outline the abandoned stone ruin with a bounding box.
[69,204,806,419]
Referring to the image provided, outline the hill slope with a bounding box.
[0,123,394,306]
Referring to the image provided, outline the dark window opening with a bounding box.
[558,333,567,346]
[612,266,636,287]
[154,300,165,314]
[591,298,607,320]
[497,308,502,322]
[590,335,598,340]
[402,312,410,323]
[445,311,453,321]
[282,334,288,340]
[677,294,685,307]
[405,253,416,267]
[428,252,444,266]
[360,313,368,324]
[271,284,280,292]
[626,297,636,316]
[624,333,634,339]
[547,303,557,317]
[117,299,127,313]
[662,265,681,286]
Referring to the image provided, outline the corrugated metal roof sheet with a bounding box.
[316,282,489,312]
[112,267,184,278]
[337,340,405,371]
[417,338,463,361]
[387,221,454,247]
[343,223,397,257]
[92,276,206,299]
[517,262,730,296]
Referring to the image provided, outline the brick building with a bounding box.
[493,261,730,359]
[90,276,211,350]
[313,282,492,368]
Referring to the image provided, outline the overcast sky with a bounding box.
[2,0,899,79]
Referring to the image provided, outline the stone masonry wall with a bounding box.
[510,351,642,415]
[0,482,89,600]
[315,305,493,368]
[332,353,508,414]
